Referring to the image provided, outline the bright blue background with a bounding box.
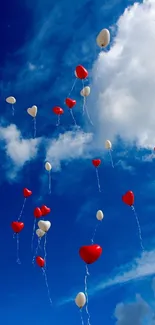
[1,0,155,324]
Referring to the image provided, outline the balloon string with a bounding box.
[18,198,26,221]
[31,219,36,252]
[131,205,144,251]
[82,80,85,115]
[32,238,41,265]
[84,103,94,126]
[82,97,85,115]
[16,234,21,264]
[34,117,36,138]
[42,268,53,306]
[108,150,114,168]
[81,80,93,125]
[44,234,47,268]
[12,104,14,116]
[70,109,77,126]
[56,115,60,126]
[95,168,101,193]
[67,78,77,97]
[91,222,99,244]
[49,172,51,194]
[84,265,91,325]
[80,309,85,325]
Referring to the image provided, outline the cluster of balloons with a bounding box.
[10,187,53,304]
[6,27,145,319]
[6,28,112,313]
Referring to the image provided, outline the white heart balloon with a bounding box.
[80,86,90,97]
[36,228,45,238]
[75,292,86,308]
[27,105,37,118]
[38,220,51,232]
[96,210,104,221]
[6,96,16,104]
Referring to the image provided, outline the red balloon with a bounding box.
[122,191,134,206]
[65,98,76,109]
[92,159,101,168]
[11,221,24,233]
[36,256,45,268]
[53,106,64,115]
[75,65,88,79]
[40,205,51,216]
[23,188,32,198]
[79,244,102,264]
[34,207,42,218]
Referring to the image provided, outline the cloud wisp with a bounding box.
[59,249,155,306]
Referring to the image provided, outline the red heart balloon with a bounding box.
[79,244,102,264]
[65,98,76,109]
[11,221,24,233]
[34,207,42,218]
[40,205,51,216]
[23,188,32,198]
[36,256,45,268]
[53,106,64,115]
[92,159,101,168]
[75,65,88,79]
[122,191,134,206]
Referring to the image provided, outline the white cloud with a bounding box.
[0,124,41,169]
[46,130,93,170]
[91,0,155,148]
[114,294,152,325]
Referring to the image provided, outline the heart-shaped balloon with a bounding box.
[23,188,32,198]
[11,221,24,233]
[36,228,45,238]
[122,191,134,206]
[36,256,45,268]
[38,220,51,232]
[92,159,101,168]
[65,98,76,109]
[79,244,102,264]
[40,205,51,216]
[34,207,42,218]
[53,106,64,115]
[27,105,37,118]
[75,65,88,79]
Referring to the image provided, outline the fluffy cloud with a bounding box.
[0,124,93,180]
[0,124,40,169]
[91,0,155,148]
[46,129,93,170]
[114,294,151,325]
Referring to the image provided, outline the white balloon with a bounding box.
[96,29,110,48]
[75,292,86,308]
[80,86,90,97]
[74,70,78,78]
[36,228,45,238]
[105,140,112,149]
[96,210,104,221]
[27,105,37,118]
[38,220,51,232]
[6,96,16,104]
[45,162,52,171]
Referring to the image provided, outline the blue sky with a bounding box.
[2,0,155,324]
